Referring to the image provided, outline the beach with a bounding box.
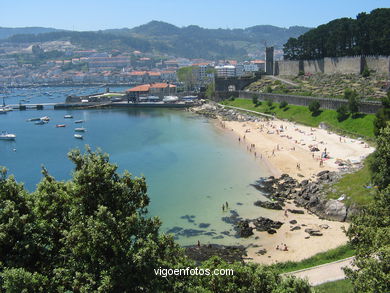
[217,116,375,264]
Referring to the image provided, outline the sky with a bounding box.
[1,0,389,30]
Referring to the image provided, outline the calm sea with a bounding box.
[0,87,271,246]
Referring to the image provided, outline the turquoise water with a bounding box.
[0,87,271,246]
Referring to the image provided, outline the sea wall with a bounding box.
[276,56,390,76]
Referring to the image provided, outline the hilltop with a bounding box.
[0,21,311,59]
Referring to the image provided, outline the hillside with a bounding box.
[1,21,311,59]
[0,27,61,39]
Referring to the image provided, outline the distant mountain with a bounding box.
[0,27,61,39]
[1,21,311,59]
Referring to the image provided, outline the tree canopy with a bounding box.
[284,8,390,60]
[0,147,311,292]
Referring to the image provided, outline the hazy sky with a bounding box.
[1,0,389,30]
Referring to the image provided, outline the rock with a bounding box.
[304,228,323,236]
[300,179,309,186]
[290,226,301,231]
[254,200,283,210]
[324,200,347,221]
[199,223,210,228]
[317,170,330,177]
[289,220,298,224]
[267,229,277,234]
[288,209,305,214]
[253,217,284,232]
[235,220,253,238]
[319,224,329,229]
[256,249,267,255]
[305,236,310,239]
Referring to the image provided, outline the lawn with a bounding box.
[220,98,376,139]
[271,244,355,274]
[314,279,353,293]
[325,154,375,206]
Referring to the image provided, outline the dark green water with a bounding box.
[0,87,271,245]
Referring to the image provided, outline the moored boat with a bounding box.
[56,124,66,128]
[74,127,86,132]
[35,120,45,125]
[28,117,41,121]
[74,120,84,123]
[40,116,50,122]
[0,132,16,140]
[74,134,83,139]
[64,115,73,118]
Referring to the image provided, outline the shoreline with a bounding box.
[197,104,374,265]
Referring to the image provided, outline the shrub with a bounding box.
[308,100,321,113]
[280,101,288,108]
[337,104,349,121]
[252,95,258,105]
[266,86,273,93]
[362,66,370,78]
[229,96,235,101]
[266,98,273,107]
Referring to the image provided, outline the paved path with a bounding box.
[282,257,355,286]
[219,104,276,119]
[268,76,300,87]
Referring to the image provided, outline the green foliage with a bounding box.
[229,96,235,101]
[284,8,390,59]
[279,101,288,108]
[266,86,273,93]
[345,125,390,293]
[177,66,197,90]
[362,65,370,77]
[308,100,320,113]
[266,98,273,107]
[205,82,215,99]
[374,93,390,136]
[336,104,349,121]
[371,125,390,189]
[252,95,258,105]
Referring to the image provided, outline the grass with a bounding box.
[271,244,355,274]
[220,98,376,139]
[325,154,375,206]
[314,279,353,293]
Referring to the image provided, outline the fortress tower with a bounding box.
[265,46,274,75]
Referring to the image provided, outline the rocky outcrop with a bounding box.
[253,217,284,233]
[235,220,254,238]
[254,200,283,210]
[185,245,246,264]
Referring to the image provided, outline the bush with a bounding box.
[337,104,349,121]
[280,101,288,108]
[229,96,235,101]
[266,98,273,107]
[362,66,370,78]
[266,86,273,93]
[308,100,321,113]
[298,70,305,76]
[252,95,258,105]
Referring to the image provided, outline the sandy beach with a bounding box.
[216,116,375,264]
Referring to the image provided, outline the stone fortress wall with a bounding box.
[275,56,390,76]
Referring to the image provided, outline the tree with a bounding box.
[336,104,349,121]
[362,65,370,77]
[374,93,390,136]
[252,95,258,106]
[279,101,288,108]
[345,125,390,292]
[308,101,320,114]
[177,66,197,91]
[0,148,313,292]
[205,82,215,99]
[266,98,273,107]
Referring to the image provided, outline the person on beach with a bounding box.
[284,244,288,251]
[320,159,324,167]
[222,204,225,212]
[197,240,200,247]
[284,209,288,217]
[238,137,241,142]
[226,201,229,208]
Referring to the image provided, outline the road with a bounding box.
[282,257,355,286]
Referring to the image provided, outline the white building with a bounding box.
[215,65,236,77]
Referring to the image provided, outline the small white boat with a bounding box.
[64,115,73,119]
[0,109,7,114]
[35,120,45,125]
[74,120,84,123]
[74,127,86,132]
[40,116,50,122]
[0,132,16,140]
[74,134,83,139]
[28,117,41,121]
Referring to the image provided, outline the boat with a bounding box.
[40,116,50,122]
[56,124,66,128]
[74,120,84,123]
[0,132,16,140]
[35,120,45,125]
[64,115,73,119]
[74,127,86,132]
[0,109,7,114]
[28,117,41,121]
[74,134,83,139]
[0,106,13,112]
